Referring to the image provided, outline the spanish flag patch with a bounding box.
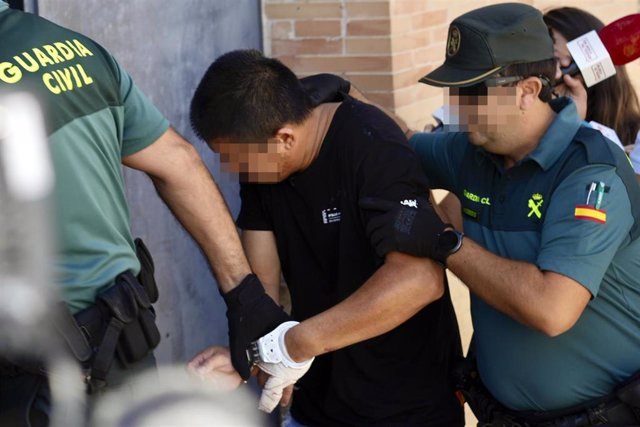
[574,205,606,224]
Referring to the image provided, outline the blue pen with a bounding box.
[595,181,605,209]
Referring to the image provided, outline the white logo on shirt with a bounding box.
[322,207,341,224]
[400,199,418,208]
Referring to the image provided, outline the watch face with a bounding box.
[439,230,461,252]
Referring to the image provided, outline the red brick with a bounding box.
[271,21,293,40]
[265,3,342,19]
[346,37,391,54]
[411,10,447,30]
[390,15,414,35]
[295,20,342,37]
[431,26,448,45]
[347,19,390,36]
[393,67,429,88]
[392,51,414,71]
[390,0,428,15]
[346,2,389,18]
[272,39,342,57]
[346,73,394,91]
[391,31,430,52]
[278,55,393,73]
[412,46,444,66]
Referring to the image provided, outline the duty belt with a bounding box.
[454,356,640,427]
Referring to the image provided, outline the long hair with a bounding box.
[544,7,640,145]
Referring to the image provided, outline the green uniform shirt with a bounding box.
[0,3,169,312]
[409,98,640,411]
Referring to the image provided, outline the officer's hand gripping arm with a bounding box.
[359,196,450,263]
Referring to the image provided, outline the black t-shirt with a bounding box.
[237,98,463,426]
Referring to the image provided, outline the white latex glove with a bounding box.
[254,321,314,412]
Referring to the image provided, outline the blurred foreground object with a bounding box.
[91,366,263,426]
[0,92,85,427]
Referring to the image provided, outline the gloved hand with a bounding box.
[222,274,291,380]
[359,196,449,262]
[254,321,314,413]
[300,73,351,107]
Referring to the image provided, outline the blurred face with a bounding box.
[551,28,572,78]
[551,28,583,94]
[210,137,286,183]
[445,84,521,141]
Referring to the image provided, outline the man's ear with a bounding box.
[518,77,543,110]
[273,127,296,150]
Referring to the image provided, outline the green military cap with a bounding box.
[420,2,554,87]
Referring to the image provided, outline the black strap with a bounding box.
[89,316,125,390]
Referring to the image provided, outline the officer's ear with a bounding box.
[518,77,543,111]
[273,126,296,152]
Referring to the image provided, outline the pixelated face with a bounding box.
[550,28,582,97]
[209,138,285,183]
[551,28,572,80]
[444,85,520,135]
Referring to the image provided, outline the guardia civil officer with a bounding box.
[355,3,640,426]
[0,3,286,425]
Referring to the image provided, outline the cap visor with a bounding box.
[419,63,502,87]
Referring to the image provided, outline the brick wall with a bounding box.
[264,0,640,131]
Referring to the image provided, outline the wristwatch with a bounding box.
[436,229,464,267]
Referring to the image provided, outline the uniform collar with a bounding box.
[0,1,9,13]
[524,97,583,171]
[471,97,582,173]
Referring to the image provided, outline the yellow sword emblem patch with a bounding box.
[527,193,543,219]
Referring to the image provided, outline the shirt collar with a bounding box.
[524,97,583,171]
[471,97,583,172]
[0,1,9,13]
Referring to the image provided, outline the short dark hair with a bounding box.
[500,58,558,103]
[190,49,313,143]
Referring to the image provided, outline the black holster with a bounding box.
[68,238,160,392]
[134,237,158,304]
[73,271,160,392]
[452,355,507,423]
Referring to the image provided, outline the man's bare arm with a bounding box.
[241,230,282,303]
[284,252,444,361]
[447,238,591,336]
[122,127,251,291]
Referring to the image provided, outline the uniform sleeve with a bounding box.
[408,131,465,192]
[112,58,170,157]
[537,165,633,296]
[629,131,640,174]
[236,183,272,231]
